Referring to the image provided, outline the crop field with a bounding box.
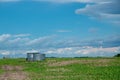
[0,57,120,80]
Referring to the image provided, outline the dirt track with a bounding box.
[0,65,29,80]
[48,59,113,67]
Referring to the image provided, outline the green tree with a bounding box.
[114,53,120,57]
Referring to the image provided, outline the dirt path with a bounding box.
[0,65,29,80]
[48,59,113,67]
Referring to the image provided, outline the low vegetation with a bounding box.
[0,57,120,80]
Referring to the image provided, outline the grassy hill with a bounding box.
[0,57,120,80]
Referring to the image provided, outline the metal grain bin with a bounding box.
[27,53,33,61]
[33,53,40,61]
[39,54,45,60]
[33,53,45,61]
[27,52,45,61]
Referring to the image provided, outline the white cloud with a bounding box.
[0,34,120,58]
[34,0,86,3]
[100,13,120,24]
[0,46,119,58]
[0,50,10,55]
[45,47,73,54]
[13,34,31,37]
[8,37,29,44]
[0,34,11,42]
[1,0,119,24]
[34,0,113,3]
[26,49,40,53]
[75,0,120,24]
[0,50,29,58]
[75,47,119,54]
[26,35,55,46]
[34,0,119,24]
[0,34,56,50]
[45,46,120,57]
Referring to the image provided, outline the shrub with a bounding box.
[114,53,120,57]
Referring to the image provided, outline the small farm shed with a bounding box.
[27,52,45,61]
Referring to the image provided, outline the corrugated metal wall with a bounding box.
[27,53,45,61]
[27,53,33,61]
[39,54,45,60]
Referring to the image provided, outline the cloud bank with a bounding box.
[37,0,120,24]
[38,0,120,24]
[0,34,120,58]
[75,0,120,23]
[34,0,114,3]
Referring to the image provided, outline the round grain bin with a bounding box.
[33,53,45,61]
[27,53,33,61]
[39,54,45,60]
[33,53,40,61]
[27,51,45,61]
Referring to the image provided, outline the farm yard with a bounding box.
[0,57,120,80]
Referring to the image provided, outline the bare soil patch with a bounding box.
[2,65,23,71]
[48,59,113,67]
[0,65,29,80]
[0,71,28,80]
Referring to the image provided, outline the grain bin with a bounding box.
[27,52,45,61]
[27,53,33,61]
[40,54,45,60]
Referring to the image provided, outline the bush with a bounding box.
[114,53,120,57]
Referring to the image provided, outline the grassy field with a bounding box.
[0,57,120,80]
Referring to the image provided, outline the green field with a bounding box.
[0,57,120,80]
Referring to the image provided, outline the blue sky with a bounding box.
[0,0,120,58]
